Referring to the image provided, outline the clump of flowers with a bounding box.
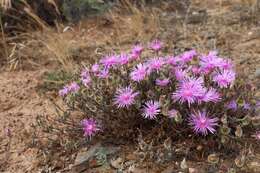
[59,40,257,142]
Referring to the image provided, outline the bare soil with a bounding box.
[0,70,57,172]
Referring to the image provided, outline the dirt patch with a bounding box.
[0,70,58,172]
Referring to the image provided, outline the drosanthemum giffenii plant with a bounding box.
[59,40,258,142]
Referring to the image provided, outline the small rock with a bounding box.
[128,167,147,173]
[180,158,188,170]
[110,157,123,169]
[189,168,198,173]
[247,161,260,172]
[72,143,120,172]
[251,116,260,126]
[72,143,101,172]
[196,145,203,151]
[255,69,260,78]
[74,143,101,166]
[187,10,207,24]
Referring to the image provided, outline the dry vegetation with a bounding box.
[0,0,260,172]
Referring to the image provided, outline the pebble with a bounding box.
[73,143,101,167]
[180,158,188,170]
[189,168,198,173]
[110,157,123,169]
[72,143,120,172]
[254,68,260,78]
[247,161,260,172]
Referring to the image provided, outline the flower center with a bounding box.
[87,124,93,131]
[183,90,192,97]
[149,107,156,114]
[220,79,228,84]
[139,69,146,76]
[122,94,131,101]
[200,118,207,127]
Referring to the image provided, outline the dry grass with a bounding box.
[0,0,62,70]
[108,0,160,44]
[37,30,77,71]
[1,0,162,71]
[0,0,12,11]
[0,17,9,62]
[3,0,257,71]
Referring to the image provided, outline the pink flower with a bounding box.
[217,58,233,70]
[68,82,80,93]
[226,100,238,111]
[201,88,221,103]
[81,68,91,87]
[166,56,179,66]
[168,109,178,118]
[253,131,260,140]
[200,51,221,73]
[172,77,205,106]
[149,39,162,51]
[114,86,139,108]
[118,53,130,65]
[130,44,143,60]
[80,68,89,78]
[100,54,118,68]
[189,110,218,135]
[130,52,139,60]
[173,68,188,81]
[146,57,165,72]
[242,102,251,110]
[256,101,260,108]
[97,68,109,79]
[130,63,148,82]
[180,49,197,63]
[213,70,236,88]
[59,85,70,97]
[191,66,201,75]
[81,118,100,138]
[81,76,91,87]
[132,44,143,56]
[91,63,100,73]
[5,128,11,137]
[142,100,160,119]
[155,78,170,86]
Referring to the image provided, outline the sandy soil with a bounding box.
[0,70,56,172]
